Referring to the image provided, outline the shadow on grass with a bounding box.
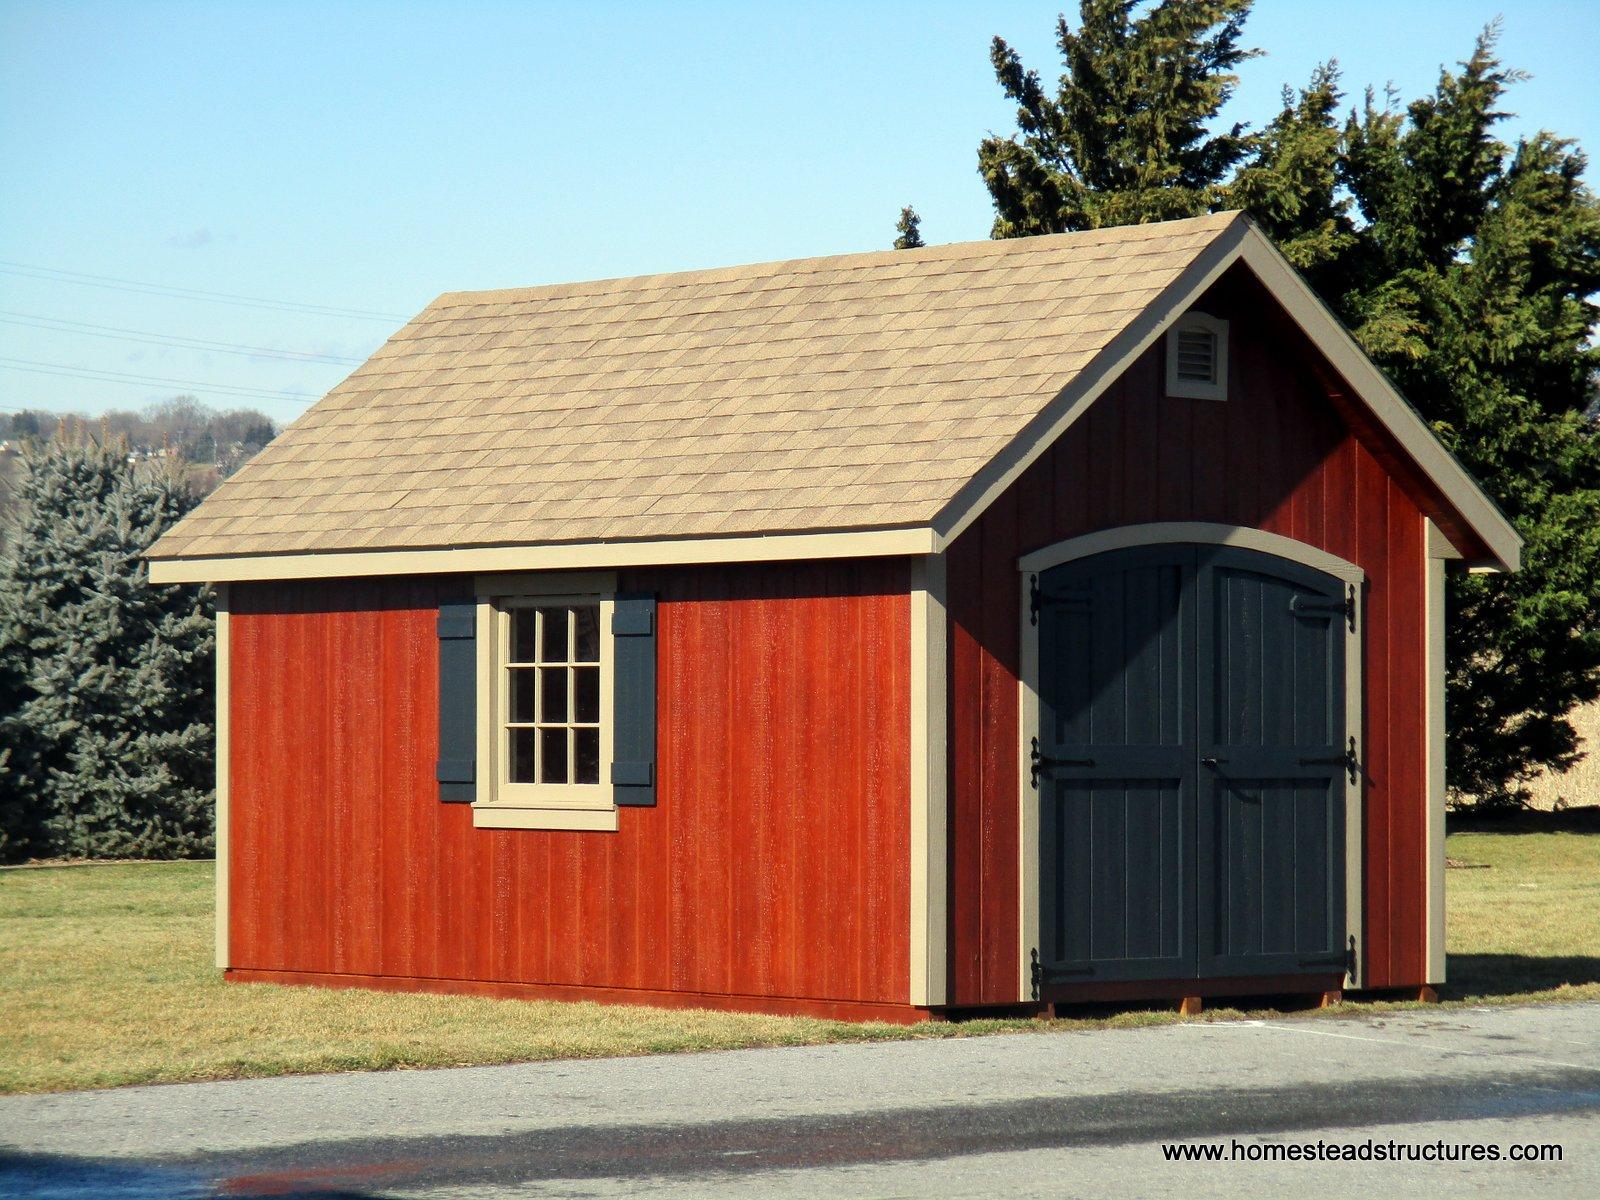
[1448,804,1600,835]
[1443,953,1600,1000]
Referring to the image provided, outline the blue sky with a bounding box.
[3,1,1597,424]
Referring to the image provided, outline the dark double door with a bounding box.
[1035,544,1350,985]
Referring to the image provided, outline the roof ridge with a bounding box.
[425,212,1245,312]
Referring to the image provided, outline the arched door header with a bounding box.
[1017,522,1364,586]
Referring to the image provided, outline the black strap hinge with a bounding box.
[1290,584,1356,632]
[1300,942,1357,974]
[1298,736,1360,784]
[1030,737,1095,789]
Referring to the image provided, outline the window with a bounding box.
[503,601,603,787]
[474,573,618,830]
[1164,311,1228,401]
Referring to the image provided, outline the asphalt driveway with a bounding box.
[2,1001,1597,1198]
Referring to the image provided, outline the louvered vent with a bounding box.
[1175,329,1218,385]
[1165,313,1228,400]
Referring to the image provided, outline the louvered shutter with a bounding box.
[436,601,477,802]
[611,593,657,807]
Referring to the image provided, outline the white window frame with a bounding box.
[1165,310,1229,401]
[472,570,619,832]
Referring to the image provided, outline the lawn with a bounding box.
[2,825,1596,1095]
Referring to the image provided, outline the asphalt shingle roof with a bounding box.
[151,212,1240,560]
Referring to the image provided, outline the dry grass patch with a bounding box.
[2,825,1596,1094]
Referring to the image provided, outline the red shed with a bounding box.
[150,213,1520,1021]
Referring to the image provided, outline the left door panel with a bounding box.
[1036,547,1197,984]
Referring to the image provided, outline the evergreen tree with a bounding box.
[979,0,1256,235]
[1223,63,1354,287]
[0,432,215,859]
[978,10,1600,803]
[894,206,925,249]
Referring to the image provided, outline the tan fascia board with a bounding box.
[930,215,1253,551]
[147,525,938,585]
[1233,227,1520,572]
[931,217,1522,574]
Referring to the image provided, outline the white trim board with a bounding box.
[1016,525,1366,998]
[1018,522,1366,584]
[1424,520,1460,984]
[213,585,231,971]
[150,527,937,585]
[908,554,950,1007]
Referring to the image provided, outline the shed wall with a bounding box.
[945,268,1431,1004]
[227,559,912,1010]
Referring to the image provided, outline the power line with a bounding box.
[0,259,410,322]
[0,356,316,403]
[0,311,366,365]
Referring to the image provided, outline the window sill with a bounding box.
[471,805,619,832]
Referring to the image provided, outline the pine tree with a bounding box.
[977,10,1600,803]
[1223,63,1354,287]
[0,432,215,859]
[893,206,925,249]
[978,0,1257,235]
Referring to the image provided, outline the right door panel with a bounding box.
[1195,548,1348,977]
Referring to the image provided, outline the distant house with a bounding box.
[150,213,1519,1021]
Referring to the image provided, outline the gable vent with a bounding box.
[1175,329,1218,384]
[1165,312,1229,401]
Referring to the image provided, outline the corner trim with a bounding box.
[213,585,231,971]
[1424,519,1456,983]
[909,554,949,1006]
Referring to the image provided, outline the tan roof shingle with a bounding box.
[151,213,1242,561]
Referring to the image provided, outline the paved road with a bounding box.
[2,1002,1598,1198]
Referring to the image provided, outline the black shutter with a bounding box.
[611,593,657,807]
[436,601,476,803]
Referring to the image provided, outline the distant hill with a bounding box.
[0,397,278,551]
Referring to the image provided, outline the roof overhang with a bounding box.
[150,216,1520,585]
[929,216,1521,572]
[146,526,938,585]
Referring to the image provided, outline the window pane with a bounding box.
[574,727,599,784]
[573,605,600,663]
[509,667,537,722]
[541,667,568,723]
[510,609,537,663]
[540,728,568,783]
[509,727,537,783]
[574,667,600,723]
[541,607,568,662]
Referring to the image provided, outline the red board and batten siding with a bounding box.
[227,560,912,1016]
[944,268,1442,1006]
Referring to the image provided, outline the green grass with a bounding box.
[2,826,1596,1095]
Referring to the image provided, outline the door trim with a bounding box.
[1018,524,1367,1000]
[1020,522,1365,585]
